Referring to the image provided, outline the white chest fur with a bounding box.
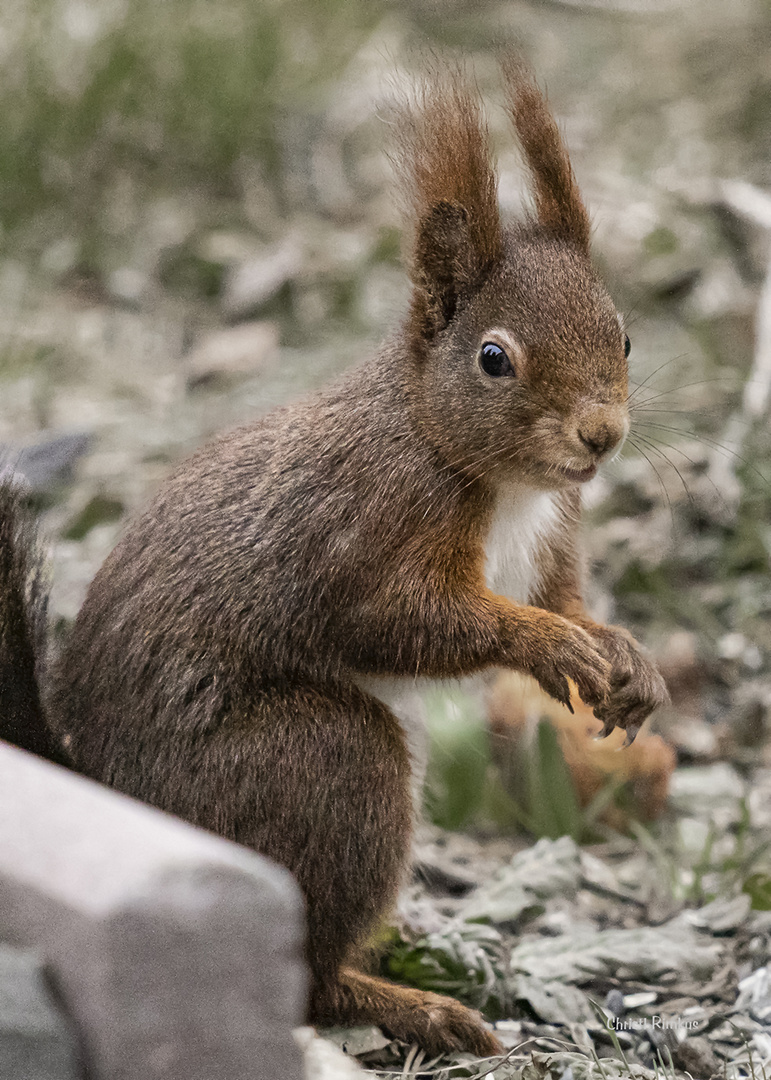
[357,484,559,796]
[483,483,559,605]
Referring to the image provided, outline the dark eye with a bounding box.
[623,334,631,359]
[479,342,514,378]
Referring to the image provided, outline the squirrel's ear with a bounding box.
[391,64,503,343]
[412,200,478,336]
[503,57,591,252]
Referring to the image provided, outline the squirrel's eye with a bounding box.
[623,334,631,359]
[479,342,514,378]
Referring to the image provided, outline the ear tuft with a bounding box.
[390,62,503,342]
[502,56,591,252]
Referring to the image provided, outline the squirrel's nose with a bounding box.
[577,410,627,457]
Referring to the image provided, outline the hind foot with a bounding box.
[312,967,503,1058]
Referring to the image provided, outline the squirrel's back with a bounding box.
[47,344,492,785]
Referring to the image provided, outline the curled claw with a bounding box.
[580,623,669,746]
[595,716,616,740]
[534,667,573,711]
[553,677,572,709]
[593,713,644,745]
[624,723,641,746]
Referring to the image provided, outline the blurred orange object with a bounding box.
[488,673,676,830]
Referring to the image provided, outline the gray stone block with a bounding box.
[0,740,307,1080]
[0,945,80,1080]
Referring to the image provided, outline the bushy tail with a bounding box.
[0,482,68,765]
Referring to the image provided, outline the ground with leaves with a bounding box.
[317,786,771,1078]
[0,2,770,1079]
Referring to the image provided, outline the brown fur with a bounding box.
[502,56,591,251]
[0,485,67,766]
[391,63,503,341]
[0,59,668,1056]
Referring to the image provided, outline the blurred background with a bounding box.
[2,2,771,1071]
[1,0,770,882]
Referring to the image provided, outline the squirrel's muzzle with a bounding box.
[576,404,629,459]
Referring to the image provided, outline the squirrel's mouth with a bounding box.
[559,463,597,483]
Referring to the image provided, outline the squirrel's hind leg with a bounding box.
[181,682,414,984]
[121,680,501,1058]
[244,684,503,1059]
[313,966,504,1059]
[209,682,501,1057]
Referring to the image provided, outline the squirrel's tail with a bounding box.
[0,482,68,765]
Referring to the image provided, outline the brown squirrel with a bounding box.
[0,59,668,1056]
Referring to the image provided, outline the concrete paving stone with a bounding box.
[0,740,307,1080]
[0,945,80,1080]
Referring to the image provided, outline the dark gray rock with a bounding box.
[0,740,307,1080]
[0,434,91,493]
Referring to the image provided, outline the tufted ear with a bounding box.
[502,56,591,252]
[391,64,504,343]
[412,201,481,336]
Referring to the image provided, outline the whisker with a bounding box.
[626,353,692,404]
[627,375,743,410]
[405,440,514,520]
[634,420,771,492]
[633,431,723,513]
[630,404,733,419]
[631,432,697,508]
[625,436,675,523]
[636,430,733,509]
[620,300,645,334]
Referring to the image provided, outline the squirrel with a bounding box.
[0,58,669,1057]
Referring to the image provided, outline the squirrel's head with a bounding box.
[393,58,629,491]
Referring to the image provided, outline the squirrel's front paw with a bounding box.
[589,625,670,743]
[524,615,612,714]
